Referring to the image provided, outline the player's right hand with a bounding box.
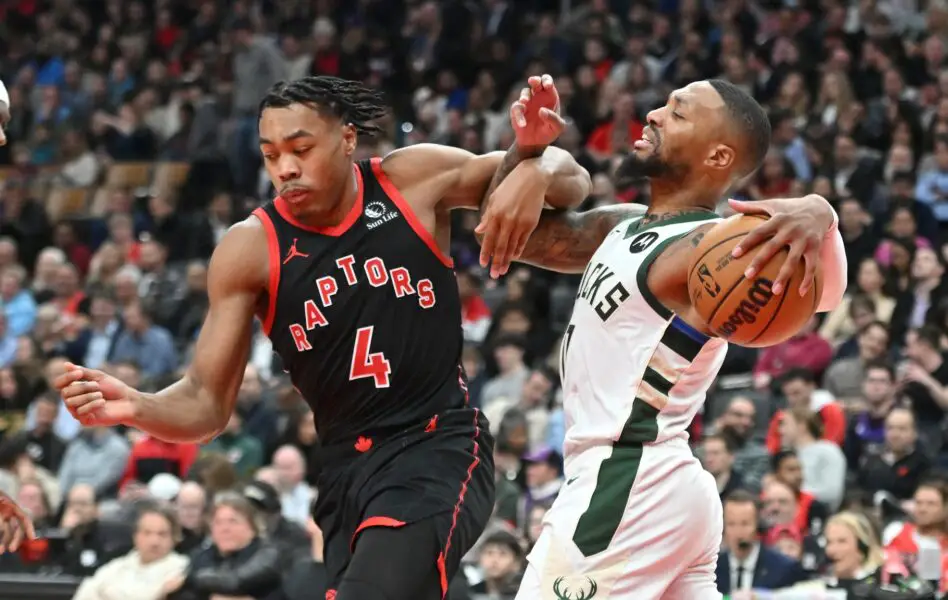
[510,74,567,152]
[0,492,36,553]
[55,362,136,427]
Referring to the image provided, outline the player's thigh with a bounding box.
[514,562,542,600]
[336,520,443,600]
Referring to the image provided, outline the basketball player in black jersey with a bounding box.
[54,76,590,599]
[0,78,37,554]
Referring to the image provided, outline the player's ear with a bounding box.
[342,123,357,156]
[705,144,735,171]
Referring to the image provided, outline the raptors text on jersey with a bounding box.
[253,158,469,446]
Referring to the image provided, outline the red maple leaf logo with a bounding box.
[354,436,373,453]
[425,416,438,433]
[326,590,337,600]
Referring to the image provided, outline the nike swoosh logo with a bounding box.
[566,476,579,486]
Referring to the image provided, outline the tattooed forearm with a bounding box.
[517,204,645,273]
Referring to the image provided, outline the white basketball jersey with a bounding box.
[560,212,729,456]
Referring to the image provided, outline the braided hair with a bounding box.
[258,76,387,137]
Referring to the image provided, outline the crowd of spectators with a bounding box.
[6,0,948,598]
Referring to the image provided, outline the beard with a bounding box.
[614,151,689,188]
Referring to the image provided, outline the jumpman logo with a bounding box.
[283,238,310,264]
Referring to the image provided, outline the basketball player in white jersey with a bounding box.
[483,79,847,598]
[0,78,38,553]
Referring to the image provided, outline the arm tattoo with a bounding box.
[638,208,716,228]
[517,205,642,274]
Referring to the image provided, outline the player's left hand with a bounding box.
[0,492,36,553]
[510,74,567,152]
[728,195,835,297]
[476,163,548,278]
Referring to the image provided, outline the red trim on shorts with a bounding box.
[349,515,407,552]
[370,156,454,268]
[436,408,481,599]
[251,208,281,336]
[273,164,364,236]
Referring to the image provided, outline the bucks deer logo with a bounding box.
[552,576,598,600]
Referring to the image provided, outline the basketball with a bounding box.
[687,214,823,348]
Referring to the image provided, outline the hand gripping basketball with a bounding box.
[728,196,836,296]
[510,74,567,152]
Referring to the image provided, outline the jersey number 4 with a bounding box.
[349,326,392,388]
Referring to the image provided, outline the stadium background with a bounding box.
[3,0,948,598]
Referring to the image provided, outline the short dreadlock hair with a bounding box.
[707,79,771,178]
[258,76,387,137]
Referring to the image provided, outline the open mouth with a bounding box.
[633,128,657,151]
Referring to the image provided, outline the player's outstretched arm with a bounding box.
[56,221,266,443]
[515,203,647,274]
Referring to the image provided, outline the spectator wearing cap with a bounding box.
[701,432,745,501]
[519,447,562,528]
[716,490,805,595]
[243,479,310,562]
[167,491,282,600]
[73,505,188,600]
[843,361,896,469]
[468,529,524,599]
[857,407,932,501]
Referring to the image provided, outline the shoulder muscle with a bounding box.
[208,217,269,298]
[380,144,505,210]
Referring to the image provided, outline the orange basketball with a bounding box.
[687,214,823,348]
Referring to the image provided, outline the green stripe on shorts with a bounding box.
[572,400,660,557]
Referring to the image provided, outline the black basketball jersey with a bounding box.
[253,158,469,446]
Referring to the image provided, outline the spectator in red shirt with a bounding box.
[754,316,834,389]
[120,434,199,491]
[885,478,948,592]
[585,91,643,162]
[766,368,847,453]
[458,268,491,343]
[771,450,831,536]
